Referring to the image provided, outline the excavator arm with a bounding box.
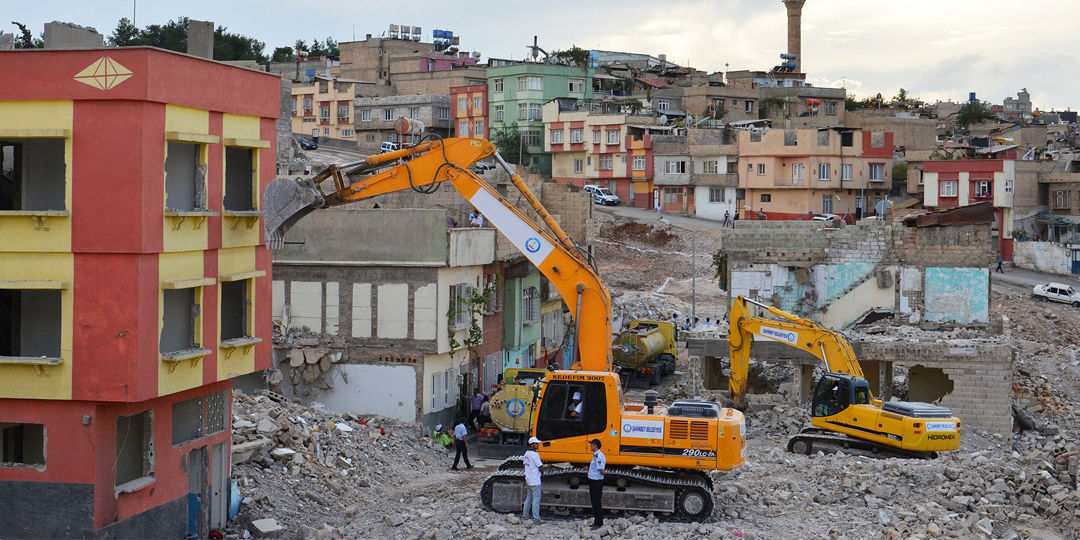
[264,136,612,371]
[728,295,865,409]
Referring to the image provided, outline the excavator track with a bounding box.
[481,460,715,522]
[787,428,938,460]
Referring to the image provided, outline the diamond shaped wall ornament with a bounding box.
[74,57,133,90]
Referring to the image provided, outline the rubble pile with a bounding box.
[227,390,454,538]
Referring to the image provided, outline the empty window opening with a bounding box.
[115,411,154,487]
[164,142,206,211]
[161,288,198,354]
[840,132,854,147]
[0,423,45,466]
[906,365,954,404]
[223,147,255,211]
[0,290,62,358]
[0,139,67,211]
[220,280,251,341]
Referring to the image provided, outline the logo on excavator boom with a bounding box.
[759,326,797,344]
[525,237,541,253]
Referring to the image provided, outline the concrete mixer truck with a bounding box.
[613,320,679,385]
[476,367,549,458]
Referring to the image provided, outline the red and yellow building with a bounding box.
[449,83,488,139]
[0,48,275,537]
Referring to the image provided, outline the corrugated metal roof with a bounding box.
[903,201,996,227]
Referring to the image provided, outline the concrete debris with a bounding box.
[248,518,284,538]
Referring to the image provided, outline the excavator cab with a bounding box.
[811,373,870,417]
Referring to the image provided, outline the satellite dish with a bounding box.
[660,114,669,125]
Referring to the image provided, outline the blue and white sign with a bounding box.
[506,398,526,418]
[758,326,798,345]
[620,419,664,439]
[926,421,955,432]
[525,237,541,253]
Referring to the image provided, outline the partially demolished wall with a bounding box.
[722,220,994,328]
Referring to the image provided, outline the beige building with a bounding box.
[354,94,452,153]
[739,128,895,220]
[291,77,367,142]
[338,33,487,97]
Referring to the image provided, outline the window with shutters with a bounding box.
[522,287,540,324]
[451,283,474,328]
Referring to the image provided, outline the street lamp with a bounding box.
[659,218,696,326]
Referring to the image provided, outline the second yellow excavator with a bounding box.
[729,295,961,458]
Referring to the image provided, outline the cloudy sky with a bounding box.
[7,0,1080,110]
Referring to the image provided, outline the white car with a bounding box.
[1032,282,1080,306]
[811,213,840,221]
[583,185,620,206]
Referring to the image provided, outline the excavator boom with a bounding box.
[264,137,612,371]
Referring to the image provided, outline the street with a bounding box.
[993,264,1079,296]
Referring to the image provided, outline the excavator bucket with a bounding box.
[263,177,327,249]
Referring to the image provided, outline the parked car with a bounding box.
[583,185,620,206]
[471,162,496,174]
[1032,282,1080,306]
[810,213,840,221]
[296,137,317,150]
[380,141,400,154]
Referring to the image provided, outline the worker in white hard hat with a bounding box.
[569,390,583,419]
[522,436,546,522]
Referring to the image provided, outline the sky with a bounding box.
[7,0,1080,110]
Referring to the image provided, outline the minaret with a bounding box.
[783,0,806,72]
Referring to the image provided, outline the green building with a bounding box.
[487,63,594,175]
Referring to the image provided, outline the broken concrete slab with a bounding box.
[249,518,284,538]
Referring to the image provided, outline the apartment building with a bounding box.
[543,98,671,206]
[922,159,1016,257]
[291,76,364,142]
[353,94,451,154]
[271,209,497,433]
[651,130,740,218]
[0,47,276,537]
[739,128,894,221]
[450,83,489,139]
[488,63,594,174]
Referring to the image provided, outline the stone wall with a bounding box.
[1012,241,1072,276]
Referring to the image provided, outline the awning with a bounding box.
[1033,211,1080,227]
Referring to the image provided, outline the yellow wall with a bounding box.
[163,105,212,253]
[158,250,210,396]
[0,101,74,253]
[0,253,74,400]
[216,247,259,379]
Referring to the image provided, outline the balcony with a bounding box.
[1040,173,1080,185]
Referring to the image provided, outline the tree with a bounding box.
[892,88,910,106]
[271,46,295,63]
[955,101,998,129]
[310,38,325,56]
[213,25,267,63]
[892,162,908,186]
[139,17,189,52]
[107,17,140,46]
[294,39,309,53]
[491,123,522,165]
[325,37,339,57]
[10,22,43,49]
[550,46,590,71]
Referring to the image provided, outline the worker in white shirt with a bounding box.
[451,421,473,471]
[587,438,606,529]
[522,436,545,522]
[569,391,583,419]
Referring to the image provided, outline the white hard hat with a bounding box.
[435,424,443,430]
[831,386,838,391]
[573,392,582,400]
[528,436,542,445]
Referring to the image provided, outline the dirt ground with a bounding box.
[226,215,1078,540]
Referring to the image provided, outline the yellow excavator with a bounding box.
[264,122,745,521]
[729,295,961,458]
